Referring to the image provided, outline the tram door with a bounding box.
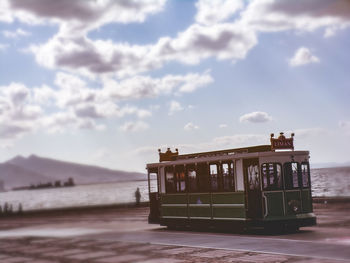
[243,158,262,219]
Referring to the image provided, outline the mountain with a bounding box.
[311,162,350,169]
[0,162,51,189]
[0,155,146,190]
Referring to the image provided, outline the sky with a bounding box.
[0,0,350,172]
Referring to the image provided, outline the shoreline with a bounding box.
[0,196,349,218]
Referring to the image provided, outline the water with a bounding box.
[311,167,350,197]
[0,180,153,211]
[0,167,349,211]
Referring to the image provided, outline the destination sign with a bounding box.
[270,132,294,150]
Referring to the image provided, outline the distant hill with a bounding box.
[0,162,51,190]
[311,162,350,169]
[0,155,146,190]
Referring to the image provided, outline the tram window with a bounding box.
[197,162,210,192]
[284,162,300,189]
[222,162,234,191]
[276,164,282,188]
[301,162,310,188]
[175,165,186,193]
[210,164,219,192]
[248,164,260,190]
[165,166,176,193]
[262,163,282,191]
[149,172,158,193]
[187,164,197,192]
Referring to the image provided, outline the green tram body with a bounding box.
[146,144,316,231]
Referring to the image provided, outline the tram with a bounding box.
[146,133,316,231]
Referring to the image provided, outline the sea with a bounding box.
[0,167,349,212]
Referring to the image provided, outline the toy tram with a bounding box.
[146,133,316,231]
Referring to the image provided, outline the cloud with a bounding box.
[0,83,43,140]
[2,0,350,80]
[168,100,183,115]
[289,47,320,67]
[41,111,105,133]
[239,111,272,123]
[26,14,255,78]
[32,85,56,105]
[154,23,257,65]
[0,77,158,140]
[120,121,149,132]
[2,28,30,38]
[102,71,213,100]
[0,123,33,139]
[219,124,228,128]
[184,122,199,131]
[195,0,244,26]
[4,0,166,32]
[0,43,9,51]
[241,0,350,35]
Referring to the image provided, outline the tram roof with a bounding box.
[147,144,309,168]
[175,145,271,160]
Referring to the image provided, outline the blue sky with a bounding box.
[0,0,350,172]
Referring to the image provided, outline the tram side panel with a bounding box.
[157,160,248,227]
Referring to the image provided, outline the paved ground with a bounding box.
[0,202,349,263]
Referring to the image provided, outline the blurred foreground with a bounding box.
[0,200,349,263]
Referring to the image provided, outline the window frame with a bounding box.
[175,164,186,193]
[197,162,210,193]
[165,166,176,193]
[300,162,311,189]
[283,162,301,190]
[221,161,235,192]
[209,162,220,192]
[261,162,283,191]
[186,163,198,193]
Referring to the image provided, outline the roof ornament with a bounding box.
[158,148,179,162]
[270,132,294,151]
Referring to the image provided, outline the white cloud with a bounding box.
[219,124,228,128]
[289,47,320,67]
[32,85,56,105]
[26,13,255,78]
[154,23,257,66]
[120,121,149,132]
[0,77,159,140]
[188,105,195,109]
[195,0,243,26]
[239,111,272,123]
[184,122,199,131]
[195,0,243,25]
[0,43,9,51]
[0,1,12,23]
[103,71,213,100]
[41,111,105,134]
[3,0,166,33]
[168,100,183,115]
[0,83,43,140]
[2,28,30,38]
[2,0,350,80]
[241,0,350,35]
[0,123,33,139]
